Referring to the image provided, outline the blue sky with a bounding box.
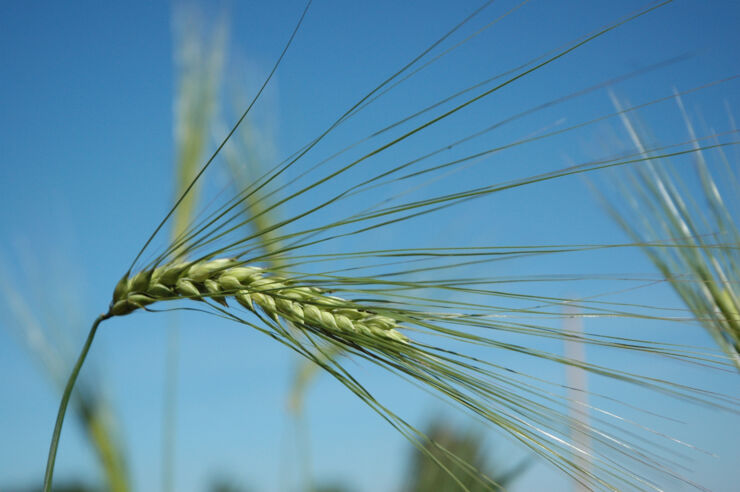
[1,1,739,491]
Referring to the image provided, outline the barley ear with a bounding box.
[110,259,409,345]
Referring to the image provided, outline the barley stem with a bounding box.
[43,311,112,492]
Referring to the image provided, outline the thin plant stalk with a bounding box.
[43,312,112,492]
[163,10,226,492]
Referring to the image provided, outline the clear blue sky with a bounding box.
[1,1,739,491]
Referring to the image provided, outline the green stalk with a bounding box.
[161,321,179,492]
[43,311,112,492]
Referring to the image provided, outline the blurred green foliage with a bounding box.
[403,420,527,492]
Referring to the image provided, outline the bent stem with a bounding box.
[43,311,112,492]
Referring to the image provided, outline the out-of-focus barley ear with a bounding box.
[0,261,131,492]
[601,91,740,370]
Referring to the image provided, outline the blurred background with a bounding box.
[1,1,739,491]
